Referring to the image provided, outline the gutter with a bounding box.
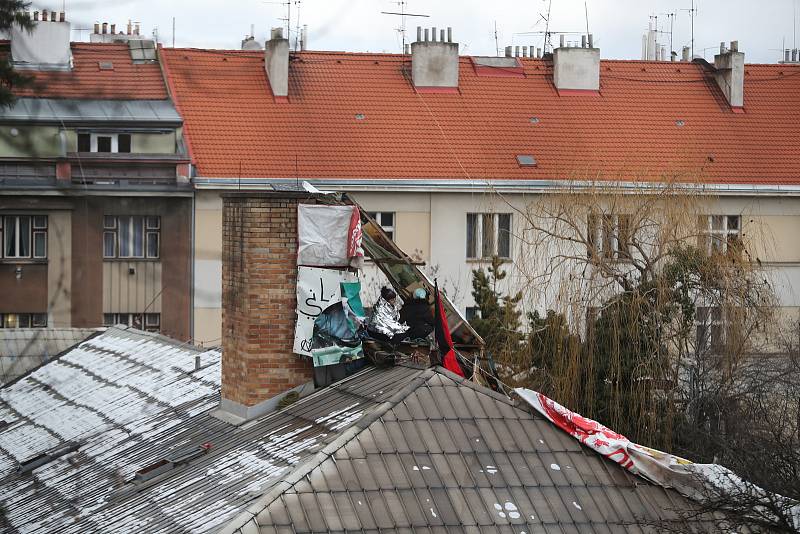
[192,177,800,196]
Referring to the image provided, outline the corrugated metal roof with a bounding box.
[0,328,97,386]
[0,98,182,125]
[225,369,724,533]
[0,327,425,533]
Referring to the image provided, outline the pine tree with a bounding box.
[0,1,33,107]
[469,256,523,360]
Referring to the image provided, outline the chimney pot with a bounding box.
[416,26,422,42]
[110,24,116,34]
[515,45,520,57]
[42,10,48,22]
[794,49,798,62]
[33,11,38,21]
[102,22,108,34]
[431,26,437,42]
[588,34,594,48]
[720,41,726,54]
[134,23,140,35]
[127,20,132,35]
[404,43,410,54]
[559,35,565,48]
[94,22,100,34]
[60,12,65,22]
[424,28,429,41]
[447,27,452,43]
[682,46,691,62]
[522,46,528,57]
[730,40,738,52]
[785,49,791,62]
[581,35,587,48]
[440,29,445,42]
[504,45,512,57]
[671,50,677,62]
[536,47,542,58]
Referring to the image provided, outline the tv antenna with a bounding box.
[265,0,300,42]
[542,0,553,52]
[494,20,499,56]
[660,12,676,54]
[381,1,429,52]
[680,0,698,58]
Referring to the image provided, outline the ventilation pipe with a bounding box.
[265,27,290,99]
[713,40,744,109]
[682,46,691,62]
[411,26,459,90]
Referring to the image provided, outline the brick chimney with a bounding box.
[411,26,459,92]
[219,193,315,421]
[265,27,290,101]
[552,34,600,93]
[713,41,745,110]
[11,12,71,70]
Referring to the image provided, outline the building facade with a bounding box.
[0,15,193,340]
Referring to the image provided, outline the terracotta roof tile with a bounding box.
[8,42,167,100]
[160,48,800,184]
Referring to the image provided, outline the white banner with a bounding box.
[294,267,357,356]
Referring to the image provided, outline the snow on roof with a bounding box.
[0,328,425,533]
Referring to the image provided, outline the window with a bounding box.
[696,307,726,352]
[103,216,159,259]
[1,215,47,259]
[0,313,47,328]
[587,213,631,261]
[104,313,160,333]
[466,213,511,259]
[699,215,741,255]
[77,133,132,153]
[366,212,395,240]
[465,307,481,321]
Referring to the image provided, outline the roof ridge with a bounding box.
[219,366,436,534]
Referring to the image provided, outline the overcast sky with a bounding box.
[31,0,800,63]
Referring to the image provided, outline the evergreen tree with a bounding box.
[469,256,523,359]
[0,1,33,107]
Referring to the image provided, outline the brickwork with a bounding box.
[221,193,314,406]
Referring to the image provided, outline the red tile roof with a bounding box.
[7,42,168,100]
[160,48,800,184]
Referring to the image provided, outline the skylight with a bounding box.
[517,155,537,167]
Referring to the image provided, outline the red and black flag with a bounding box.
[434,280,465,377]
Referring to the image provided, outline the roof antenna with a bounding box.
[543,0,553,52]
[680,0,698,58]
[494,21,500,56]
[381,1,429,52]
[584,1,589,37]
[172,16,175,48]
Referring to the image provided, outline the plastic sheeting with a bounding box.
[515,388,800,530]
[297,205,363,267]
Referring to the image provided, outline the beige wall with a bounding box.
[0,125,64,157]
[193,190,223,346]
[47,210,72,327]
[102,261,162,314]
[747,216,800,264]
[133,132,177,154]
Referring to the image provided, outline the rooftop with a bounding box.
[160,49,800,185]
[0,327,719,533]
[6,42,168,100]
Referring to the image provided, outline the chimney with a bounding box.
[411,26,459,91]
[682,46,691,62]
[552,34,600,92]
[713,40,745,109]
[265,27,290,100]
[102,22,108,34]
[300,24,308,51]
[127,20,132,35]
[219,193,316,421]
[11,12,72,70]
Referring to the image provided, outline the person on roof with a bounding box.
[400,288,434,341]
[367,287,409,343]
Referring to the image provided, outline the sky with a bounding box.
[30,0,800,63]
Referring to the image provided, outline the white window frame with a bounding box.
[700,215,741,255]
[696,306,727,352]
[103,312,160,333]
[466,212,512,260]
[88,133,132,153]
[366,211,395,240]
[588,213,631,261]
[2,215,47,260]
[104,215,160,260]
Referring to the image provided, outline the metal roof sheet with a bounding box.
[225,368,724,533]
[0,328,97,386]
[0,98,182,125]
[0,328,425,533]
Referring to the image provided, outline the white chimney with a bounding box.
[11,13,72,70]
[713,40,745,109]
[265,27,290,100]
[553,35,600,92]
[411,26,459,91]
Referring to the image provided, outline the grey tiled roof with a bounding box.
[225,369,721,534]
[0,328,97,386]
[0,327,426,534]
